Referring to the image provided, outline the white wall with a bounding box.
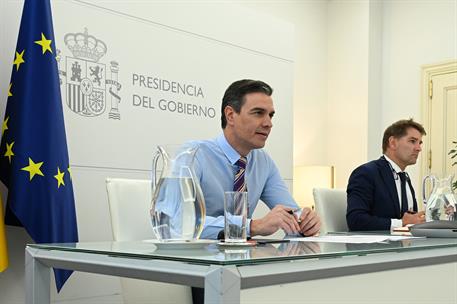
[367,0,383,161]
[241,1,329,167]
[381,0,457,188]
[327,0,370,188]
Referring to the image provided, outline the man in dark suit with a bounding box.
[346,119,426,231]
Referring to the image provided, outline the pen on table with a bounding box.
[287,209,305,236]
[287,209,302,222]
[287,208,302,214]
[255,239,290,245]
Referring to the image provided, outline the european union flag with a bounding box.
[0,0,78,292]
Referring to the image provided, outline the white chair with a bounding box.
[105,178,192,304]
[313,188,348,234]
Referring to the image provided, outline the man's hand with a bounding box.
[250,205,300,236]
[298,207,321,236]
[402,211,425,226]
[444,205,455,216]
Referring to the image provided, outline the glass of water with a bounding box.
[224,191,248,243]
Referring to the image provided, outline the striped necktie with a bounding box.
[233,156,247,192]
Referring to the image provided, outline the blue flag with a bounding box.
[0,0,78,292]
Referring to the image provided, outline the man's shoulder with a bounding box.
[348,158,387,192]
[184,138,217,149]
[361,158,382,169]
[351,158,384,176]
[183,138,223,161]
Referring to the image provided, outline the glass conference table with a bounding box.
[25,234,457,304]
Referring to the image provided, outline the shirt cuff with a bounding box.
[247,218,252,237]
[200,226,221,240]
[391,218,403,230]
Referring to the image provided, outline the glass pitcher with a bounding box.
[422,174,456,222]
[149,145,206,241]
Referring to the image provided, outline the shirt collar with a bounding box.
[383,154,403,173]
[216,133,250,165]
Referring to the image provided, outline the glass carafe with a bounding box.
[422,174,456,222]
[150,145,206,241]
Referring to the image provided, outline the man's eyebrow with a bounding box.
[249,107,267,112]
[409,136,423,143]
[250,107,275,112]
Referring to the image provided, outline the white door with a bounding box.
[421,62,457,203]
[429,72,457,177]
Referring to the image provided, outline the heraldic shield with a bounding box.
[58,28,121,119]
[66,57,106,116]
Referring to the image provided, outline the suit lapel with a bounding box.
[376,158,401,217]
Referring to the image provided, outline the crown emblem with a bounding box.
[64,28,107,63]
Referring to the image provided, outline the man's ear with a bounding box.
[388,136,397,150]
[225,106,235,126]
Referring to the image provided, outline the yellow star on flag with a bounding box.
[1,117,9,136]
[21,158,44,181]
[13,50,25,71]
[67,166,72,180]
[34,33,53,54]
[8,83,12,97]
[4,142,14,163]
[54,167,65,188]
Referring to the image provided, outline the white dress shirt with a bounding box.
[383,155,414,229]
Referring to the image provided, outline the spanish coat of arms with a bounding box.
[57,28,121,119]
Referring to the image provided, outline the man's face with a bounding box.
[225,92,275,155]
[389,127,423,169]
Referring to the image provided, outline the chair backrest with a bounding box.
[106,178,153,241]
[106,180,192,303]
[313,188,348,234]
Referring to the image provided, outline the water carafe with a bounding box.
[150,145,206,241]
[422,174,456,222]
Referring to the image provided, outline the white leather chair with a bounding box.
[105,178,192,304]
[313,188,348,234]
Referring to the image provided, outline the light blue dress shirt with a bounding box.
[183,134,298,239]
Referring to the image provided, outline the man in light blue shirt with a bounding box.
[185,79,321,239]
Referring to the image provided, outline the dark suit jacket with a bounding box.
[346,157,418,231]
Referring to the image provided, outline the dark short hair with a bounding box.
[382,119,426,153]
[220,79,273,128]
